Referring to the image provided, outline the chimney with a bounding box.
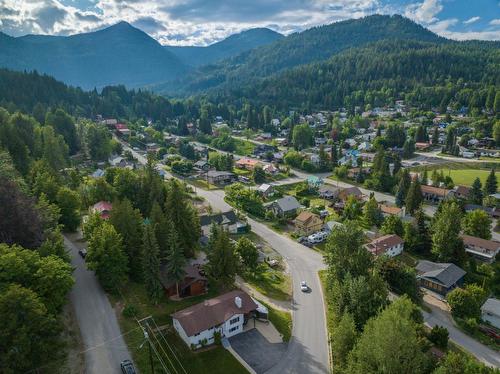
[235,296,242,309]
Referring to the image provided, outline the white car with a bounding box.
[307,231,328,243]
[300,281,308,292]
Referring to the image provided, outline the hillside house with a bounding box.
[416,260,466,296]
[207,171,237,185]
[379,204,405,218]
[91,201,112,220]
[421,185,453,203]
[294,211,323,236]
[172,290,265,349]
[481,298,500,329]
[319,185,340,200]
[365,234,404,257]
[453,185,471,200]
[257,183,275,198]
[338,186,364,202]
[266,196,301,218]
[461,234,500,263]
[200,210,245,237]
[235,158,261,170]
[160,263,208,298]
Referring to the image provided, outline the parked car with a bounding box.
[239,176,251,184]
[300,281,309,292]
[307,231,328,244]
[120,360,136,374]
[78,248,87,258]
[479,325,500,340]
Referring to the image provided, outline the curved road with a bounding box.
[123,142,330,373]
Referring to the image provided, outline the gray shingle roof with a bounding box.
[200,210,238,227]
[416,260,466,288]
[275,196,300,212]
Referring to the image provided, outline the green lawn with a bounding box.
[431,168,496,187]
[243,265,292,302]
[112,282,247,374]
[258,300,292,342]
[233,138,255,156]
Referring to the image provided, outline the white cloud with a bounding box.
[490,19,500,26]
[404,0,443,24]
[463,16,480,25]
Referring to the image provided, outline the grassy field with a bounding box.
[430,168,495,187]
[258,300,293,342]
[244,265,292,302]
[233,138,255,156]
[112,283,248,374]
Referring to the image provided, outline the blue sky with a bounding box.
[0,0,499,45]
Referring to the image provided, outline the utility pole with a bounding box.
[144,329,155,374]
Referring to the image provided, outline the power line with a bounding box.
[150,317,189,374]
[145,320,179,374]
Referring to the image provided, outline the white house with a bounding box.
[199,210,242,237]
[365,234,404,257]
[481,298,500,329]
[171,290,265,348]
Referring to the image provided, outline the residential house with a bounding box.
[421,185,453,203]
[338,186,363,202]
[347,167,371,179]
[365,234,404,257]
[91,201,112,220]
[263,164,278,175]
[358,142,372,151]
[267,196,301,218]
[461,234,500,263]
[319,185,340,200]
[200,210,244,237]
[415,260,466,296]
[275,138,288,146]
[253,144,276,157]
[307,176,323,189]
[323,220,343,233]
[114,123,130,137]
[207,171,237,185]
[160,263,208,298]
[194,160,210,171]
[257,184,275,198]
[481,298,500,329]
[235,158,261,171]
[315,137,327,146]
[109,156,129,168]
[146,143,160,153]
[453,185,471,200]
[90,168,105,178]
[415,142,430,151]
[379,204,405,218]
[172,290,265,349]
[294,211,323,236]
[464,204,500,219]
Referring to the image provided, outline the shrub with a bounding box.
[122,304,138,318]
[429,325,449,349]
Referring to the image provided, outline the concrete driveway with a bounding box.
[229,329,287,374]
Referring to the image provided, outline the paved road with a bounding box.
[66,235,133,374]
[123,141,330,374]
[423,295,500,368]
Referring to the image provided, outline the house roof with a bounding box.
[421,185,450,197]
[200,210,238,227]
[482,298,500,316]
[92,201,112,212]
[171,290,258,336]
[274,196,301,212]
[365,234,404,255]
[235,158,260,167]
[295,211,321,225]
[454,185,470,196]
[258,184,273,193]
[339,186,363,199]
[159,263,207,290]
[416,260,466,288]
[379,204,402,215]
[207,170,235,178]
[461,234,500,253]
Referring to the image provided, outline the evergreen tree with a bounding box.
[414,208,430,254]
[462,210,492,240]
[431,126,439,145]
[395,170,411,207]
[55,187,80,232]
[207,227,238,289]
[362,194,382,228]
[331,143,338,168]
[86,222,128,291]
[150,201,169,259]
[236,237,259,274]
[484,169,497,195]
[381,215,404,237]
[431,202,464,263]
[421,168,428,185]
[469,177,483,205]
[253,165,266,184]
[164,219,187,297]
[165,180,200,258]
[405,179,422,215]
[110,199,144,280]
[142,224,163,304]
[331,312,358,374]
[402,138,415,159]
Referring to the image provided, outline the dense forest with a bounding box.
[161,14,445,94]
[212,40,500,111]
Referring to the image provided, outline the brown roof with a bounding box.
[454,185,470,196]
[462,234,500,253]
[171,290,257,336]
[159,264,207,290]
[421,185,450,197]
[295,211,321,225]
[379,204,402,215]
[339,186,363,200]
[235,158,260,167]
[365,234,404,255]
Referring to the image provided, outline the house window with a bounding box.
[194,332,201,337]
[230,317,240,325]
[229,326,239,333]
